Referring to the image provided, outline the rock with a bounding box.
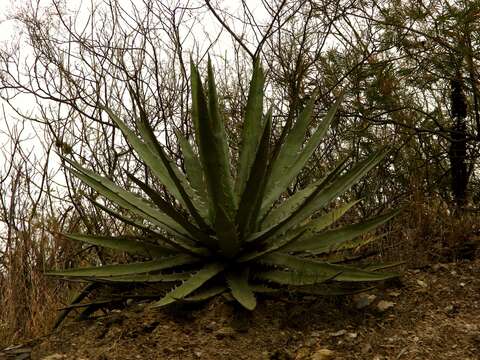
[376,300,395,312]
[353,294,376,309]
[388,290,401,297]
[416,280,428,288]
[310,348,335,360]
[329,329,347,337]
[294,346,310,359]
[361,342,372,354]
[214,326,236,339]
[445,304,458,316]
[304,337,318,347]
[205,321,217,331]
[41,354,67,360]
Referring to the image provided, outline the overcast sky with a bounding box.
[0,0,15,41]
[0,0,269,166]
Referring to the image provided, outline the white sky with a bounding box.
[0,0,19,42]
[0,0,270,171]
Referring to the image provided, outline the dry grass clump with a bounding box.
[381,189,480,267]
[0,217,81,347]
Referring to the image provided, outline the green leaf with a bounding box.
[260,93,344,218]
[90,199,184,250]
[127,172,216,249]
[184,285,227,302]
[102,106,210,230]
[191,59,239,257]
[90,199,151,231]
[235,59,265,200]
[256,269,340,286]
[206,58,237,213]
[362,261,405,271]
[259,253,399,282]
[63,160,207,256]
[190,58,203,152]
[46,254,198,278]
[285,209,400,253]
[259,158,349,230]
[238,228,305,262]
[245,201,361,260]
[299,200,360,233]
[236,110,271,238]
[151,262,224,307]
[226,268,256,310]
[268,148,389,239]
[95,272,193,283]
[135,119,211,230]
[250,284,280,293]
[64,233,176,258]
[247,158,349,248]
[175,129,210,220]
[295,284,374,296]
[101,107,185,207]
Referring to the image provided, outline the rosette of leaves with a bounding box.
[48,58,400,310]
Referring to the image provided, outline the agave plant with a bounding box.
[48,58,400,310]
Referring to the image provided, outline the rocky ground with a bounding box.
[1,259,479,360]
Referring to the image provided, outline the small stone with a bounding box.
[41,355,66,360]
[329,329,347,337]
[353,294,376,309]
[295,346,310,359]
[445,304,458,315]
[205,321,217,331]
[310,348,335,360]
[361,342,372,353]
[388,290,401,297]
[377,300,395,312]
[214,326,236,339]
[416,280,427,288]
[304,337,317,347]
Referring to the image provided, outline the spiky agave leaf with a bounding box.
[258,253,398,282]
[235,59,265,201]
[259,93,344,220]
[174,129,209,212]
[47,254,198,278]
[226,268,256,310]
[64,233,176,258]
[50,58,400,315]
[190,59,239,257]
[236,109,272,238]
[152,262,224,307]
[283,209,401,254]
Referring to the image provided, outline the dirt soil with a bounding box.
[1,259,479,360]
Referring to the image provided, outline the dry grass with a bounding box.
[0,218,81,347]
[379,190,480,267]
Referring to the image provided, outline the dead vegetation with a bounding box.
[0,0,480,358]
